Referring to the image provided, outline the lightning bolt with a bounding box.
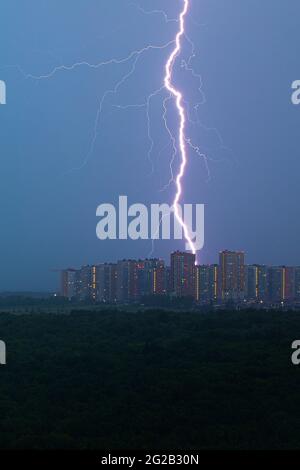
[8,0,223,259]
[164,0,196,256]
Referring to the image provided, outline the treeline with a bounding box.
[0,309,299,449]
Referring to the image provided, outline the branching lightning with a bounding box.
[131,2,178,24]
[164,0,196,256]
[11,0,229,258]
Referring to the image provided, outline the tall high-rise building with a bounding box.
[61,269,78,300]
[246,265,268,301]
[116,260,140,302]
[195,264,219,303]
[96,263,117,303]
[267,266,284,303]
[170,251,196,298]
[267,266,295,303]
[78,265,93,301]
[150,259,166,295]
[294,267,300,301]
[219,250,245,301]
[116,259,167,302]
[136,259,166,297]
[284,267,295,301]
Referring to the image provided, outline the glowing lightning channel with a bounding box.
[164,0,196,256]
[9,0,211,259]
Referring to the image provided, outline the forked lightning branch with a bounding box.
[13,0,205,258]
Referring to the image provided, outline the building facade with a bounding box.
[195,264,219,303]
[171,251,196,298]
[61,269,78,300]
[219,250,245,301]
[246,265,268,302]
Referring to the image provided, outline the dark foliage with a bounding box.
[0,309,299,449]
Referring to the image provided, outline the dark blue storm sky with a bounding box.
[1,0,299,291]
